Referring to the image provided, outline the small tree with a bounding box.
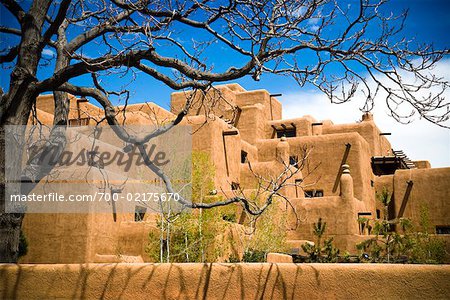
[301,218,340,263]
[146,151,238,263]
[241,201,289,262]
[409,205,447,264]
[357,189,447,263]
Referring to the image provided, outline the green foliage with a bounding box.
[146,209,231,263]
[18,230,28,258]
[226,254,241,263]
[357,193,447,264]
[191,151,215,203]
[244,202,289,256]
[146,151,238,263]
[147,151,290,263]
[242,249,266,262]
[301,218,340,263]
[409,205,447,264]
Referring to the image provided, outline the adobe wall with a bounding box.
[180,115,241,190]
[267,115,317,138]
[171,84,282,145]
[392,167,450,230]
[414,160,432,169]
[235,89,282,121]
[20,211,150,264]
[257,133,375,210]
[373,174,394,219]
[1,263,449,299]
[322,119,392,156]
[171,85,239,120]
[35,94,174,126]
[288,195,367,251]
[237,103,267,144]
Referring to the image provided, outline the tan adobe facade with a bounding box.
[20,84,450,263]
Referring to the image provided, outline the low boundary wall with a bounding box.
[1,263,449,299]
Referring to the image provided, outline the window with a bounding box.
[304,190,324,198]
[358,212,372,235]
[135,206,147,222]
[276,128,296,138]
[68,117,90,126]
[436,226,450,234]
[376,209,381,219]
[231,182,240,191]
[289,155,298,166]
[241,150,248,164]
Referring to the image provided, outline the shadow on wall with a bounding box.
[1,263,450,299]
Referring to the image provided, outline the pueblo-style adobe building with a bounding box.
[20,83,450,263]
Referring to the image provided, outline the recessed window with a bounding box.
[276,129,296,138]
[304,190,324,198]
[358,212,372,235]
[68,117,90,126]
[436,226,450,234]
[241,150,248,164]
[376,209,381,219]
[135,206,147,222]
[289,155,298,166]
[231,182,240,191]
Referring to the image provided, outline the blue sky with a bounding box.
[1,0,449,166]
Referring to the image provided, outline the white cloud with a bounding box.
[42,48,55,57]
[291,6,307,18]
[307,17,320,26]
[281,60,450,168]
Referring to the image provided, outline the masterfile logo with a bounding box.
[4,125,192,213]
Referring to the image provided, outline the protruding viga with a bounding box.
[340,164,354,201]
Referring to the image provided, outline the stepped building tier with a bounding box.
[20,84,450,263]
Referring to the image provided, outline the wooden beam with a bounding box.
[332,143,352,193]
[271,125,277,138]
[222,133,229,176]
[269,95,281,121]
[397,180,414,218]
[222,131,238,176]
[233,106,242,127]
[223,130,238,136]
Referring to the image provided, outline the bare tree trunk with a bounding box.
[0,0,52,262]
[0,92,34,262]
[0,126,24,263]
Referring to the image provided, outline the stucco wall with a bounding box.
[1,263,449,299]
[393,167,450,230]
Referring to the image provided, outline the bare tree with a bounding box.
[0,0,448,262]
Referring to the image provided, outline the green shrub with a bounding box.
[301,218,340,263]
[357,191,447,264]
[18,230,28,258]
[242,249,266,262]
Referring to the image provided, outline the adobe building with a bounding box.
[19,84,450,263]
